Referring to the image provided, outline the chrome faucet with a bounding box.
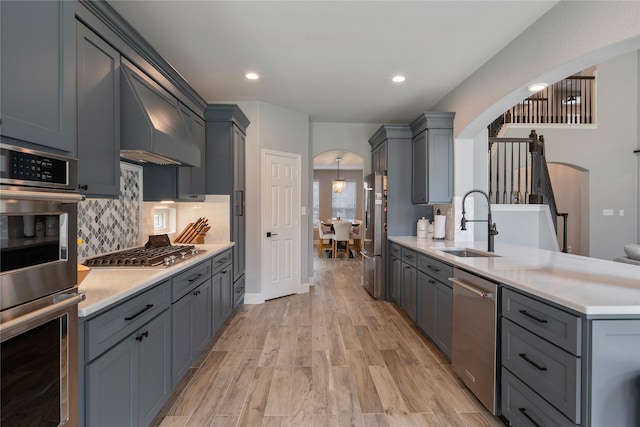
[460,189,499,252]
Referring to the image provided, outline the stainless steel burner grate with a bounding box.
[84,244,198,267]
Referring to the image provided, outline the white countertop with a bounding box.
[389,237,640,317]
[77,243,234,317]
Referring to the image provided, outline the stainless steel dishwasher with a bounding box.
[449,268,500,415]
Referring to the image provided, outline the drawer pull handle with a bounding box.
[428,280,437,284]
[135,331,149,342]
[519,353,547,371]
[519,310,548,324]
[188,273,203,282]
[427,265,441,272]
[125,304,154,321]
[193,290,201,296]
[518,408,541,427]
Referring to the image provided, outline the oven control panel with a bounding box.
[0,144,76,189]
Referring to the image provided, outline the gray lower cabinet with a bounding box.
[416,253,453,359]
[76,20,121,198]
[401,264,417,321]
[389,255,402,304]
[85,303,171,427]
[212,250,234,335]
[171,259,213,387]
[501,287,640,426]
[409,112,455,204]
[0,0,76,154]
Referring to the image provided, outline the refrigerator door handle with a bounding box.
[361,250,374,260]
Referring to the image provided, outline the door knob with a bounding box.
[266,232,278,237]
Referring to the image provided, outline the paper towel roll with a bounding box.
[434,215,446,240]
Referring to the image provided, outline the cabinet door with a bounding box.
[137,310,171,427]
[434,281,453,358]
[177,105,205,201]
[193,279,212,355]
[87,335,137,427]
[0,0,76,154]
[212,265,233,335]
[171,292,193,386]
[232,125,246,281]
[402,264,417,322]
[417,272,436,338]
[389,257,402,303]
[76,21,120,197]
[411,132,427,204]
[426,128,453,203]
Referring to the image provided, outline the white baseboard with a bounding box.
[243,293,265,305]
[299,282,310,294]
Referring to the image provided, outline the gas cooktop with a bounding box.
[83,235,202,268]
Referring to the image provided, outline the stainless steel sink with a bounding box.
[438,248,499,258]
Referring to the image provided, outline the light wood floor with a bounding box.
[153,249,505,427]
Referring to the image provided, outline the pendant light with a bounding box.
[332,157,346,193]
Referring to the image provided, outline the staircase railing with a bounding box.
[495,76,595,128]
[488,130,568,252]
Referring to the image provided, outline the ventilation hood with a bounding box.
[120,61,200,167]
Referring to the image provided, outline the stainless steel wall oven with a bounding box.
[1,144,84,427]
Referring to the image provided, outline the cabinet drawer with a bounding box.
[233,274,245,307]
[502,368,576,427]
[85,281,170,361]
[502,319,581,423]
[401,247,417,267]
[503,288,581,355]
[212,249,232,274]
[172,259,211,302]
[417,253,453,285]
[389,242,401,259]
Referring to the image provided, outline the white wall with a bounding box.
[502,51,639,260]
[234,101,311,300]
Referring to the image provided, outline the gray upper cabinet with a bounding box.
[410,112,455,204]
[177,104,206,201]
[76,21,121,198]
[0,0,76,154]
[205,105,249,286]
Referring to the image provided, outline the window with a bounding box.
[331,181,357,221]
[153,207,176,234]
[313,181,320,228]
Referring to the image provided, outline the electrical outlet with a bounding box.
[603,209,614,216]
[619,209,624,216]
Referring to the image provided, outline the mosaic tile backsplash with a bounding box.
[77,164,142,259]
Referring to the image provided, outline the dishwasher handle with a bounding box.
[449,277,493,299]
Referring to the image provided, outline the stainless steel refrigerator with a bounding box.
[362,172,386,299]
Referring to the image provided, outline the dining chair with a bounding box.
[318,223,334,257]
[350,220,362,252]
[332,221,352,259]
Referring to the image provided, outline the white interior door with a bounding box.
[261,150,300,300]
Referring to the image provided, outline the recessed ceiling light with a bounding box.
[527,82,548,92]
[392,75,406,83]
[245,72,259,80]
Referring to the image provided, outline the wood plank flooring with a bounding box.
[152,250,505,427]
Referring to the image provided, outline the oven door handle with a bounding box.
[0,189,84,203]
[0,293,85,340]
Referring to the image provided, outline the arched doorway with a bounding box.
[312,150,364,255]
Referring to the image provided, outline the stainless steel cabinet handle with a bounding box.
[0,189,84,202]
[449,277,493,299]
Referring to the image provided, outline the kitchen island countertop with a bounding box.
[78,242,234,317]
[389,236,640,316]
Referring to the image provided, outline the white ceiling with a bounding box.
[108,0,558,126]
